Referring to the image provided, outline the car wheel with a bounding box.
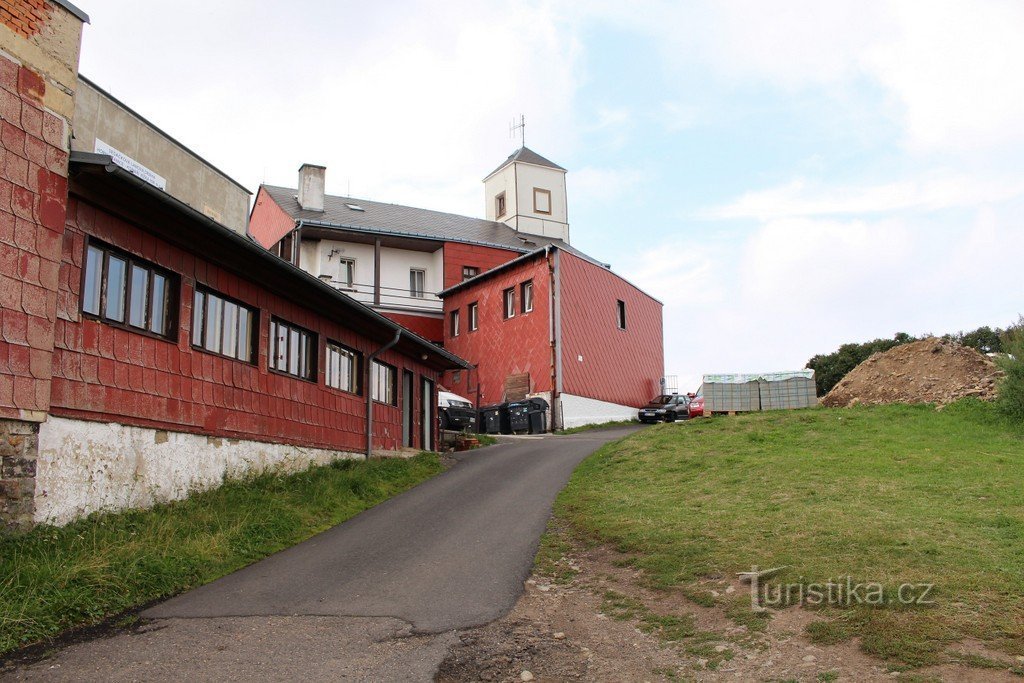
[439,412,450,431]
[665,411,676,422]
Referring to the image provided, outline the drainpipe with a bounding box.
[551,248,563,431]
[366,329,402,459]
[373,237,382,306]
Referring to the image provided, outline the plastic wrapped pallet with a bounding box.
[702,370,816,413]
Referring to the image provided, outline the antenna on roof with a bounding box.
[510,114,525,148]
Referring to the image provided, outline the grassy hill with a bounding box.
[555,401,1024,667]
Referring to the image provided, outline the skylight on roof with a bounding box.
[345,203,365,212]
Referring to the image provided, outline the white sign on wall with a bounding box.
[95,139,167,191]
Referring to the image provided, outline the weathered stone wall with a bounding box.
[0,419,38,530]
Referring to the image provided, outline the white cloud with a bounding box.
[706,172,1024,220]
[569,166,650,206]
[864,0,1024,153]
[656,102,700,132]
[618,208,1024,391]
[79,0,584,217]
[575,0,1024,156]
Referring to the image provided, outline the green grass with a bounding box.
[0,453,442,656]
[554,401,1024,666]
[555,419,638,435]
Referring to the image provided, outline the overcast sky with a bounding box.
[78,0,1024,391]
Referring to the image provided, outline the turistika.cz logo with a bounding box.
[738,566,935,612]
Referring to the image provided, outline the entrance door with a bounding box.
[402,370,414,448]
[421,376,435,451]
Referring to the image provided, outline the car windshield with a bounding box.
[651,395,675,405]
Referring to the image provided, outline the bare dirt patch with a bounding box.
[821,338,1003,408]
[436,533,1023,682]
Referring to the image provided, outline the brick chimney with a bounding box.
[297,163,326,212]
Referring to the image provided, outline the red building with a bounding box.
[250,150,665,428]
[0,0,466,529]
[441,246,664,427]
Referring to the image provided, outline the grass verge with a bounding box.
[0,453,442,656]
[553,401,1024,667]
[555,419,638,435]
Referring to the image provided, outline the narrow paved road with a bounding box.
[4,426,638,682]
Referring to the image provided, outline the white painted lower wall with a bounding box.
[557,393,637,429]
[34,417,362,526]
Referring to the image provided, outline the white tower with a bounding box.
[483,147,570,243]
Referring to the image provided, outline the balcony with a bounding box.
[316,276,443,313]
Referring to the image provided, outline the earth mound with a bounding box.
[821,338,1003,408]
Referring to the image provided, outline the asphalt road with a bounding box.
[146,426,637,632]
[5,426,639,682]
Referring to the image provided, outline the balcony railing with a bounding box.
[316,276,443,312]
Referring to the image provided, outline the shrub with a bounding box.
[996,317,1024,422]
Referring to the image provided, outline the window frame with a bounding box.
[503,287,516,320]
[371,358,398,406]
[325,339,362,395]
[450,308,460,337]
[462,265,479,281]
[521,280,534,314]
[495,192,506,218]
[468,301,479,332]
[337,257,355,288]
[533,187,552,215]
[80,237,178,342]
[410,268,426,299]
[616,299,627,330]
[268,317,318,382]
[191,286,259,364]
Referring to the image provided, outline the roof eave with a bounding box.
[69,153,471,371]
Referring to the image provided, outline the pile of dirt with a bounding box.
[821,338,1003,408]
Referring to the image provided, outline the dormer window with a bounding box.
[533,188,551,215]
[495,192,506,218]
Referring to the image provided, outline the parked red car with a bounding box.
[688,392,704,418]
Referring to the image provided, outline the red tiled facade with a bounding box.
[442,241,518,289]
[559,251,663,407]
[379,311,443,344]
[0,50,70,420]
[441,249,663,416]
[442,253,553,406]
[50,195,441,452]
[248,186,295,248]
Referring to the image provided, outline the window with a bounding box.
[503,287,515,319]
[269,318,317,380]
[533,188,552,215]
[338,258,355,287]
[371,359,397,405]
[616,300,627,330]
[410,269,425,298]
[462,266,479,281]
[326,341,360,394]
[192,288,257,362]
[468,302,479,331]
[82,240,176,338]
[495,192,506,218]
[450,309,460,337]
[521,280,534,313]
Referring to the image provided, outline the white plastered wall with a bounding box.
[301,239,442,313]
[34,417,362,526]
[558,393,637,429]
